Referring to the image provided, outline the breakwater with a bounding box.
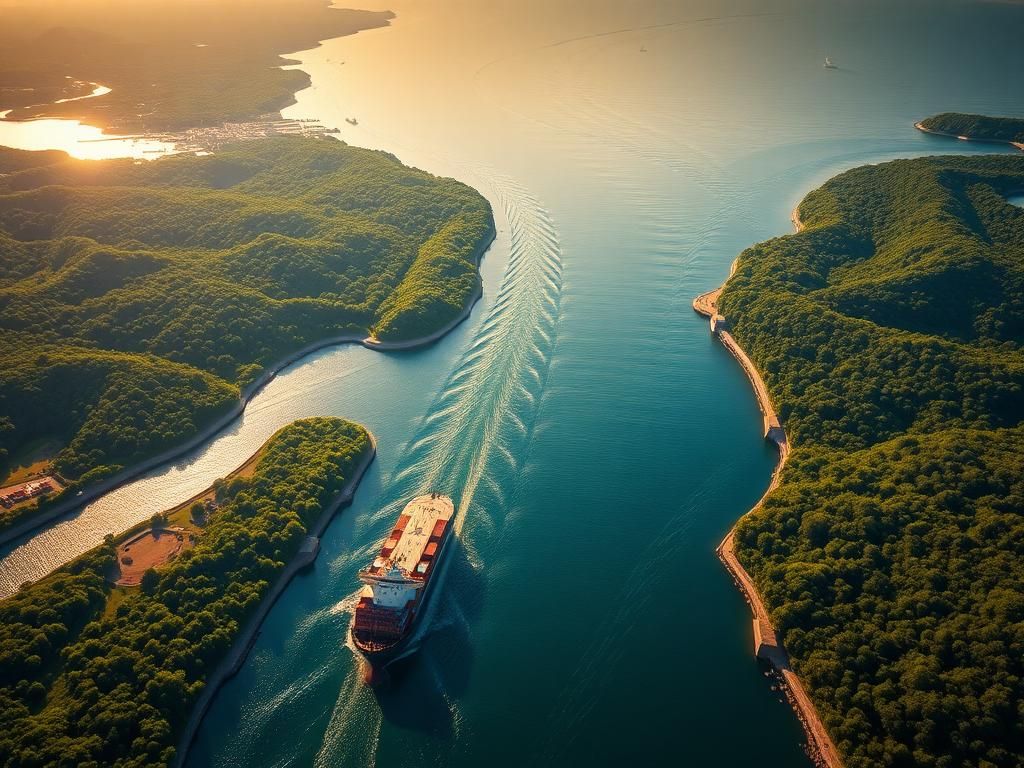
[693,226,842,767]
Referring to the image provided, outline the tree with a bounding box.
[140,569,160,594]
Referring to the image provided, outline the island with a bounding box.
[0,416,373,767]
[917,113,1024,151]
[0,137,495,542]
[0,0,392,132]
[701,152,1024,767]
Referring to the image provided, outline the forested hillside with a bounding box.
[920,113,1024,144]
[0,138,492,531]
[0,417,370,767]
[720,154,1024,768]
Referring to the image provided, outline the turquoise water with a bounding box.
[182,2,1022,765]
[1,0,1022,764]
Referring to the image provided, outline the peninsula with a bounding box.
[0,417,373,767]
[917,112,1024,151]
[705,152,1024,767]
[0,138,494,541]
[0,0,392,132]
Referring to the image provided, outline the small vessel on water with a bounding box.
[352,493,455,674]
[345,116,358,125]
[823,57,837,69]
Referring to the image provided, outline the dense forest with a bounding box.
[0,416,370,767]
[920,113,1024,144]
[720,154,1024,768]
[0,0,391,131]
[0,138,492,531]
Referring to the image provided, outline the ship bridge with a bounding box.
[357,494,455,609]
[360,565,424,608]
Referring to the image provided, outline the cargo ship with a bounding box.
[352,493,455,670]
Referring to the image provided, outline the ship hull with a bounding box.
[351,495,454,672]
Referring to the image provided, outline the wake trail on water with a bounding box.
[384,170,562,541]
[314,664,382,768]
[312,169,563,762]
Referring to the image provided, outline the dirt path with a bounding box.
[114,527,191,586]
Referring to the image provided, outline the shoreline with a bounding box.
[791,203,804,231]
[693,209,842,768]
[0,223,495,553]
[0,11,394,137]
[172,430,377,768]
[914,121,1024,152]
[363,220,496,351]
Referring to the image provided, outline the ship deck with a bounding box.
[390,495,454,573]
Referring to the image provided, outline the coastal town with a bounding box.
[82,115,343,156]
[162,116,341,154]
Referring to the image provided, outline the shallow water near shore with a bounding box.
[2,0,1023,765]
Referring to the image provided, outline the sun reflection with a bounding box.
[0,116,174,160]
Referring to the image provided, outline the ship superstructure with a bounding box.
[352,493,454,666]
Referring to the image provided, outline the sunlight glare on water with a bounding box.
[0,115,174,160]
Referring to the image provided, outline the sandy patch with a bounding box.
[114,527,191,586]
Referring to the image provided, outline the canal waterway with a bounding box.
[1,0,1022,765]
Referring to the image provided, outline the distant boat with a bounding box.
[824,57,837,69]
[346,117,358,126]
[640,45,647,53]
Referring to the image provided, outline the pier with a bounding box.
[694,270,839,768]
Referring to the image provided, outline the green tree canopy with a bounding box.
[0,416,370,767]
[0,138,491,535]
[723,153,1024,767]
